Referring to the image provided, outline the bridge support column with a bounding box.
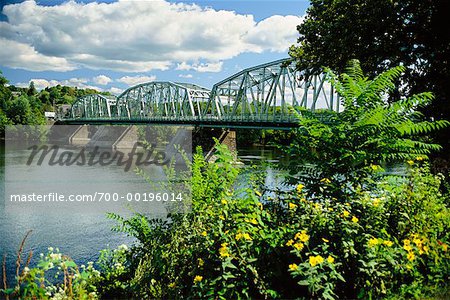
[69,125,91,146]
[193,128,237,162]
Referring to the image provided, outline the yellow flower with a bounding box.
[413,238,423,247]
[201,231,207,237]
[168,282,176,288]
[247,218,258,225]
[286,239,294,247]
[423,245,429,254]
[370,164,381,171]
[343,210,350,217]
[351,216,359,223]
[221,199,228,205]
[322,238,329,243]
[236,232,252,241]
[373,198,380,207]
[288,202,298,210]
[320,178,331,184]
[327,255,335,264]
[383,240,394,247]
[416,156,424,161]
[219,215,225,220]
[198,258,204,267]
[296,184,304,193]
[193,275,203,283]
[404,239,411,246]
[255,190,262,197]
[293,242,304,251]
[403,244,413,252]
[295,231,310,243]
[257,202,263,210]
[442,244,448,252]
[309,255,324,267]
[289,263,298,271]
[368,238,379,247]
[407,251,415,261]
[407,160,414,166]
[219,243,230,258]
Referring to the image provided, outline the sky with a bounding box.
[0,0,309,95]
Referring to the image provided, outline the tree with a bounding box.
[6,96,33,125]
[285,60,448,199]
[289,0,450,158]
[27,81,37,96]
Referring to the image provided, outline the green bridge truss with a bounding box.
[61,58,340,129]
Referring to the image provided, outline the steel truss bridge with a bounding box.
[60,58,340,129]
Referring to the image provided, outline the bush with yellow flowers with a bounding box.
[99,142,449,300]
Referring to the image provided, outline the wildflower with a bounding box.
[118,244,128,251]
[296,184,304,193]
[257,202,263,210]
[168,282,176,288]
[370,164,381,171]
[295,230,310,243]
[373,198,380,207]
[327,256,335,264]
[246,218,258,225]
[193,275,203,283]
[403,244,413,251]
[343,210,350,217]
[416,156,424,161]
[289,202,298,210]
[293,243,304,251]
[309,255,324,267]
[413,238,423,247]
[289,263,298,271]
[221,199,228,205]
[286,239,294,247]
[383,240,394,247]
[322,238,329,243]
[219,243,230,258]
[320,178,331,184]
[407,252,415,261]
[219,215,225,220]
[442,244,448,252]
[407,160,414,166]
[201,231,207,237]
[352,216,359,223]
[48,247,54,252]
[423,245,429,254]
[368,238,379,247]
[255,190,262,197]
[198,258,204,267]
[235,232,252,241]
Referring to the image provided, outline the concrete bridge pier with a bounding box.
[192,128,237,162]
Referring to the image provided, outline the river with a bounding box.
[0,142,286,279]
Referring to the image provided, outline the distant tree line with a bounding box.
[0,71,109,133]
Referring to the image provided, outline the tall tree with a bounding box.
[289,0,450,158]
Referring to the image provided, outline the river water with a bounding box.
[0,143,286,279]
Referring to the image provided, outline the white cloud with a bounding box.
[93,75,112,85]
[176,61,223,73]
[117,75,157,86]
[0,1,303,72]
[179,74,193,79]
[109,87,124,95]
[0,37,75,71]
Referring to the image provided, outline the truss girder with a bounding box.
[65,58,340,126]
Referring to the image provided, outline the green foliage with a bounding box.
[1,247,101,299]
[99,140,449,299]
[285,60,448,199]
[289,0,450,158]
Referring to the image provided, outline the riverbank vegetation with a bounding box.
[2,62,449,299]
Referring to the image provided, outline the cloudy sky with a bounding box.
[0,0,308,95]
